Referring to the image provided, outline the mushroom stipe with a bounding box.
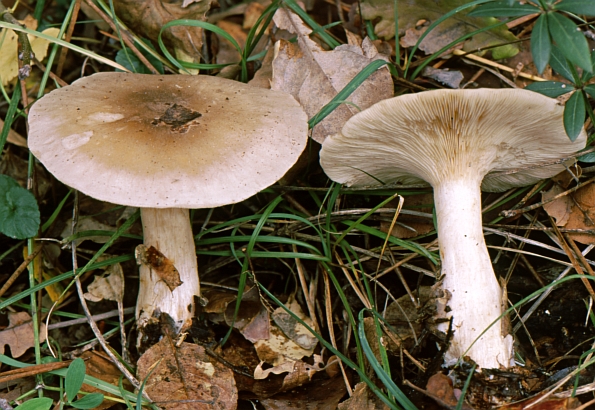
[28,72,308,347]
[320,88,587,369]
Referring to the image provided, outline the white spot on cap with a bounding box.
[88,112,124,123]
[62,131,93,150]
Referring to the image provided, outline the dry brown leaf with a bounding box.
[271,8,393,143]
[254,326,314,367]
[0,312,46,358]
[381,193,434,239]
[271,295,317,350]
[338,382,390,410]
[215,21,246,66]
[113,0,212,66]
[563,183,595,244]
[542,185,572,227]
[137,339,238,409]
[83,263,124,303]
[79,351,132,410]
[135,245,183,292]
[259,373,347,410]
[0,119,27,147]
[498,392,580,410]
[204,286,270,342]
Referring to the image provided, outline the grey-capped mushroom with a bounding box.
[28,72,308,345]
[320,88,587,369]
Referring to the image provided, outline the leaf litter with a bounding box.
[2,0,595,409]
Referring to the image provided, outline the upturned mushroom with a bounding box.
[320,89,587,369]
[28,72,308,344]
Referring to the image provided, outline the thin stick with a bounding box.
[47,307,135,330]
[501,176,595,218]
[55,0,81,77]
[0,245,43,298]
[452,49,546,82]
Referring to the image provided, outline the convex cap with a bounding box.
[29,72,308,208]
[320,89,587,190]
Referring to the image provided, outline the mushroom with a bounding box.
[28,72,308,344]
[319,89,586,369]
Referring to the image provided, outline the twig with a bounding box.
[56,0,81,77]
[47,307,135,330]
[0,245,43,299]
[69,192,151,402]
[0,4,33,81]
[0,361,72,384]
[452,49,546,82]
[500,176,595,218]
[82,0,159,74]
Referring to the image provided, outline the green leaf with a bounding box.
[549,45,575,82]
[0,176,40,239]
[14,398,53,410]
[555,0,595,16]
[584,84,595,100]
[70,393,105,409]
[548,12,592,72]
[469,1,540,17]
[115,39,164,74]
[65,358,86,403]
[563,91,586,141]
[531,13,551,74]
[525,81,573,97]
[578,151,595,162]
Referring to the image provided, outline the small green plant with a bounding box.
[63,358,104,409]
[0,175,40,239]
[469,0,595,141]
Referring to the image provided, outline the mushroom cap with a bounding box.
[320,89,586,191]
[28,73,308,208]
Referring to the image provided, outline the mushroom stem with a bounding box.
[433,177,513,369]
[137,208,200,339]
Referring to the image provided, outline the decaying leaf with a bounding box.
[254,325,315,367]
[137,339,238,409]
[0,312,46,358]
[422,66,464,88]
[79,351,132,410]
[136,245,183,291]
[204,286,270,342]
[271,8,393,143]
[259,370,347,410]
[84,263,124,303]
[338,382,390,410]
[113,0,212,66]
[0,16,60,86]
[541,168,595,245]
[360,0,519,59]
[381,193,434,239]
[425,373,475,409]
[498,392,580,410]
[272,295,317,350]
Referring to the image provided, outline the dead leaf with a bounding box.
[136,339,238,409]
[259,372,347,410]
[272,295,317,350]
[204,286,270,342]
[136,245,183,291]
[254,326,315,367]
[380,194,435,239]
[422,66,464,88]
[0,119,27,147]
[254,353,326,381]
[79,351,132,410]
[0,312,46,358]
[361,0,519,59]
[84,263,124,303]
[542,185,572,226]
[0,16,60,86]
[271,8,393,143]
[562,183,595,244]
[215,21,246,66]
[338,382,390,410]
[498,392,580,410]
[113,0,212,67]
